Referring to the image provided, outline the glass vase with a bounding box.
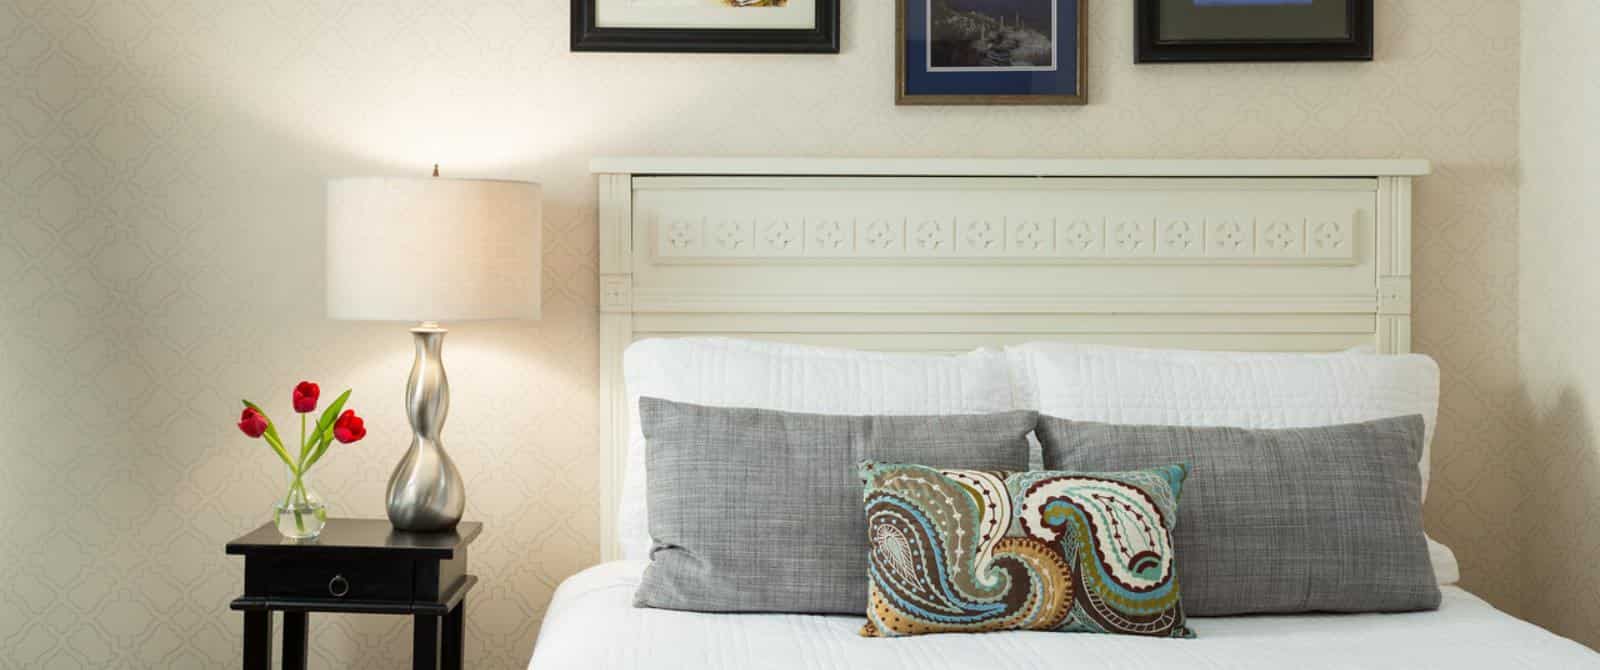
[274,468,326,540]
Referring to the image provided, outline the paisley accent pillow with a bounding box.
[858,462,1193,639]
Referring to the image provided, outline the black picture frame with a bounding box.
[1135,0,1373,63]
[571,0,840,54]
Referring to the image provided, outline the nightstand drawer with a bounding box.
[247,556,413,601]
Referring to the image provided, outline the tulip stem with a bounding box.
[286,411,310,535]
[284,414,323,534]
[283,469,307,534]
[298,414,309,471]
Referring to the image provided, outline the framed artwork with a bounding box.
[571,0,840,53]
[1135,0,1373,63]
[896,0,1087,106]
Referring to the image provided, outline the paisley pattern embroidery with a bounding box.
[859,462,1193,639]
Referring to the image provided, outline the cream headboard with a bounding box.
[591,157,1428,561]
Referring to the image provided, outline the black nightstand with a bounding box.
[226,518,481,670]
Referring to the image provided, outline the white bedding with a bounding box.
[1007,342,1441,496]
[618,338,1460,583]
[529,561,1598,670]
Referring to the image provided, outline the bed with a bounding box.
[529,157,1600,669]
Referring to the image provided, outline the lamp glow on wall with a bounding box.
[326,170,541,532]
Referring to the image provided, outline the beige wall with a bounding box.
[1519,0,1600,651]
[0,1,1528,668]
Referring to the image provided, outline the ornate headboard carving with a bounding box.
[591,157,1427,561]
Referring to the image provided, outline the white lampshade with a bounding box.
[326,176,541,322]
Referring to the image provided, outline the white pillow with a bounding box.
[1007,341,1455,584]
[619,337,1014,560]
[1007,342,1440,495]
[1428,537,1461,585]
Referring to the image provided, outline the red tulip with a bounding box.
[292,381,320,414]
[237,407,269,438]
[333,409,366,444]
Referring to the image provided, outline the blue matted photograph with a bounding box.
[897,0,1085,105]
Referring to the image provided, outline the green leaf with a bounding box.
[309,389,351,450]
[298,390,349,475]
[301,428,336,473]
[260,432,298,473]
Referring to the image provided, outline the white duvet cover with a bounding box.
[529,561,1598,670]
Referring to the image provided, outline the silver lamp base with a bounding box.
[386,323,466,532]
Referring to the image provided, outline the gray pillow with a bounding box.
[636,397,1037,614]
[1038,414,1440,616]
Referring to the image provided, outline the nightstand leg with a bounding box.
[414,613,442,670]
[442,598,465,670]
[242,611,272,670]
[282,611,308,670]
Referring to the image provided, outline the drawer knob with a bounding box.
[328,574,350,598]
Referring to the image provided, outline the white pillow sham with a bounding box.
[1009,341,1455,585]
[1006,342,1440,497]
[618,337,1014,561]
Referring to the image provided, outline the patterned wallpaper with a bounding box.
[1519,0,1600,652]
[0,1,1534,668]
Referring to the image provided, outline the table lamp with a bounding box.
[325,168,541,531]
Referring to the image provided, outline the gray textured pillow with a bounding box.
[1038,414,1440,616]
[636,397,1036,614]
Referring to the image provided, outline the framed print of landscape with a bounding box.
[572,0,840,53]
[897,0,1087,106]
[1135,0,1373,63]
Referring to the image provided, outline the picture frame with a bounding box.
[896,0,1087,106]
[1135,0,1373,63]
[571,0,840,54]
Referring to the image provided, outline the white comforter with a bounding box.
[529,561,1599,670]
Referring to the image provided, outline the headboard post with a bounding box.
[591,158,1428,563]
[598,171,633,562]
[1376,176,1414,354]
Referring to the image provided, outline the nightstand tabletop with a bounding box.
[226,518,482,560]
